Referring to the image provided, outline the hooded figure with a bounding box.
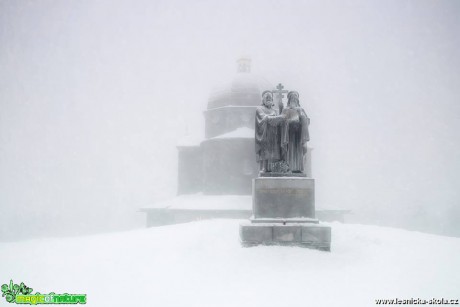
[255,90,284,173]
[280,91,310,173]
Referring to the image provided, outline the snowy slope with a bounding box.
[0,220,458,307]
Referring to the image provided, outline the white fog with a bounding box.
[1,0,459,239]
[0,0,459,306]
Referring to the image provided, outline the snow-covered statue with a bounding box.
[255,91,284,173]
[280,91,310,173]
[255,89,310,175]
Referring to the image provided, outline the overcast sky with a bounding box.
[1,0,459,240]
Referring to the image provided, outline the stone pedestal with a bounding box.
[240,177,331,251]
[253,177,315,219]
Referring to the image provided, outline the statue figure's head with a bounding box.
[287,91,300,107]
[261,90,273,108]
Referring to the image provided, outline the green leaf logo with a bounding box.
[0,280,18,303]
[1,284,8,293]
[5,293,14,303]
[0,279,34,303]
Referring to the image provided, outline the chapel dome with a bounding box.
[207,58,273,110]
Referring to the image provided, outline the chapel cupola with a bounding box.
[237,57,251,73]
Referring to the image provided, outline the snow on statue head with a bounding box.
[261,90,273,107]
[287,91,300,107]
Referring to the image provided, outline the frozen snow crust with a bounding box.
[0,220,458,307]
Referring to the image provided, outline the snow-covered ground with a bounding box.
[1,220,458,307]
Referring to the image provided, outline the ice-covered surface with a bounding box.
[0,220,458,307]
[211,127,254,139]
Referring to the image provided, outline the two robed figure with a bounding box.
[255,90,310,175]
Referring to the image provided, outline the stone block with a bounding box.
[301,225,331,243]
[239,222,331,251]
[273,225,302,242]
[239,223,272,243]
[253,177,315,219]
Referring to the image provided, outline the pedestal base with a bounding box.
[239,222,331,251]
[240,177,331,251]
